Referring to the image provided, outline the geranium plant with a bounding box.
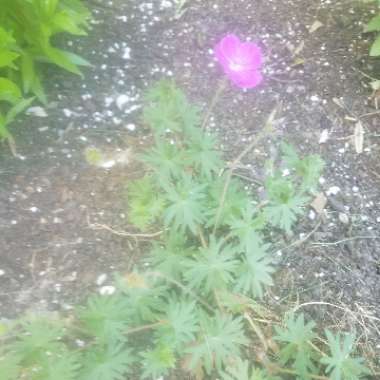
[0,29,373,379]
[0,80,371,380]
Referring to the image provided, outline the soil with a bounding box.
[0,0,379,375]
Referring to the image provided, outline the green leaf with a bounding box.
[43,0,59,18]
[186,313,248,375]
[61,50,92,67]
[370,34,380,56]
[162,174,206,235]
[365,14,380,32]
[0,112,12,140]
[321,331,370,380]
[139,140,187,181]
[274,313,318,378]
[143,79,200,137]
[52,10,88,35]
[38,350,81,380]
[0,77,22,104]
[0,351,21,380]
[0,50,19,68]
[43,46,83,76]
[80,342,135,380]
[11,316,67,365]
[77,295,130,343]
[141,345,176,379]
[234,243,275,299]
[147,232,194,280]
[5,97,35,125]
[184,235,238,295]
[228,203,266,251]
[154,298,199,351]
[21,52,35,94]
[221,357,275,380]
[281,143,324,191]
[127,175,166,230]
[264,175,308,233]
[186,131,223,179]
[206,175,250,228]
[30,71,47,104]
[0,27,16,48]
[114,272,168,323]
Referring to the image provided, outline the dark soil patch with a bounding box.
[0,0,379,373]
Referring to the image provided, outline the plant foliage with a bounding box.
[0,81,371,380]
[0,0,90,145]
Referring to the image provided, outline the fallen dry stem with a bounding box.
[88,220,163,239]
[281,217,322,251]
[311,235,380,247]
[292,301,380,350]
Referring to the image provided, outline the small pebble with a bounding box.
[26,106,48,117]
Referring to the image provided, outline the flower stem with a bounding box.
[201,78,227,131]
[212,106,278,233]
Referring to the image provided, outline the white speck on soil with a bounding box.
[0,270,5,276]
[338,212,350,224]
[319,129,329,144]
[116,94,129,109]
[126,123,136,131]
[63,109,73,117]
[99,286,116,295]
[29,206,39,212]
[96,273,108,286]
[326,186,340,196]
[122,47,131,59]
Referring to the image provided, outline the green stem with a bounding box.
[201,78,227,131]
[148,271,214,313]
[212,106,279,234]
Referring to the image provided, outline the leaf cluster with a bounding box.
[0,81,371,380]
[364,11,380,56]
[0,0,91,143]
[262,143,324,233]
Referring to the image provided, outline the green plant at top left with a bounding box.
[0,0,91,153]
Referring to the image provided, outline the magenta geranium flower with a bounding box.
[214,34,263,89]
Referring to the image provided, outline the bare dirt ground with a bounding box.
[0,0,379,374]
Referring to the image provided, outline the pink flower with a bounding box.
[214,34,263,89]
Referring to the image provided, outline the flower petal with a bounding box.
[235,42,263,69]
[214,34,240,69]
[227,68,263,89]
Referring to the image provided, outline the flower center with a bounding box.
[229,62,245,72]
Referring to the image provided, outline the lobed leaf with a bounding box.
[184,235,238,294]
[185,313,248,375]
